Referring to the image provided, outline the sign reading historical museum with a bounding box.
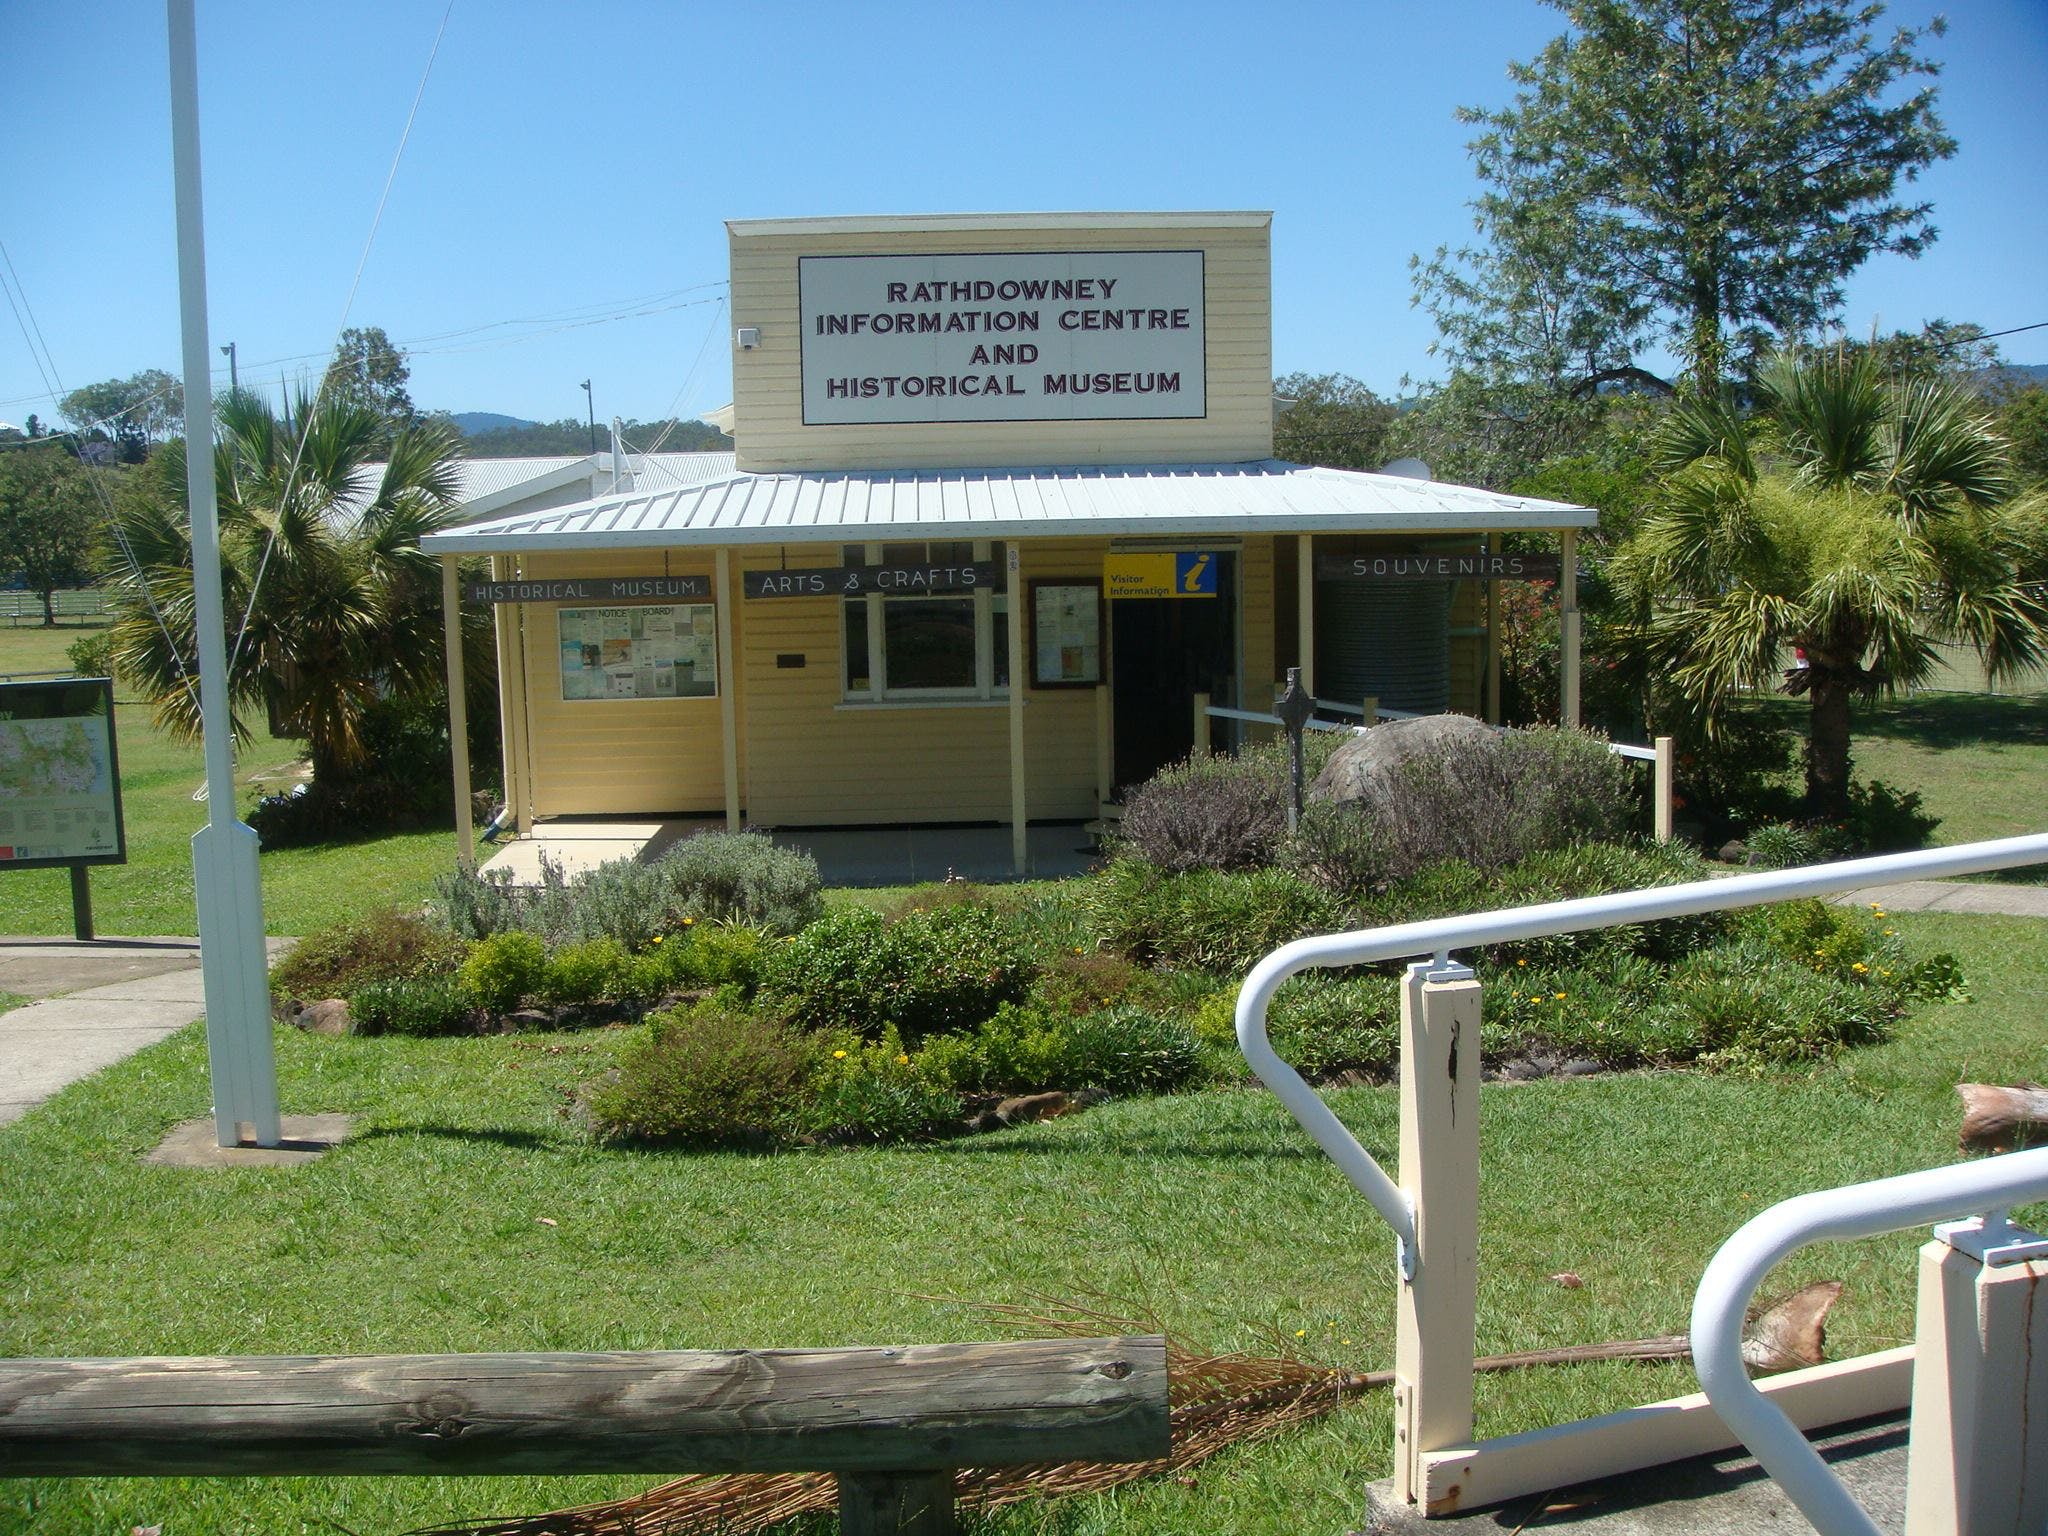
[799,250,1206,425]
[468,576,710,604]
[744,562,999,599]
[0,678,125,869]
[1104,551,1219,599]
[1316,553,1563,583]
[558,605,717,701]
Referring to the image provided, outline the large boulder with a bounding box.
[1307,713,1500,806]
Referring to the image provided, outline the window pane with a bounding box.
[844,597,870,693]
[993,607,1009,688]
[930,541,973,564]
[883,596,975,689]
[882,542,926,566]
[842,544,865,567]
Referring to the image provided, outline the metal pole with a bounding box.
[581,380,595,455]
[68,864,94,942]
[168,0,281,1148]
[219,340,236,394]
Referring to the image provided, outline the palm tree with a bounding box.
[109,388,492,790]
[1618,349,2048,819]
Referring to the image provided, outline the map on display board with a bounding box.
[0,678,125,868]
[558,604,718,700]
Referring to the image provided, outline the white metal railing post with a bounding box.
[1689,1148,2048,1536]
[1653,735,1675,843]
[1393,959,1483,1505]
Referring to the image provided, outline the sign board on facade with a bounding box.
[744,562,999,599]
[1104,551,1219,599]
[1316,553,1563,583]
[799,250,1206,425]
[468,576,710,604]
[0,678,125,868]
[1030,582,1103,686]
[558,605,718,701]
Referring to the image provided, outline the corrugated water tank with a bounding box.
[1315,580,1451,713]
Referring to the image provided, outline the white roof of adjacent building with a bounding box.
[338,450,736,524]
[420,459,1593,555]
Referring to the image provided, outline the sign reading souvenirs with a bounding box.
[558,605,718,701]
[468,576,710,604]
[1316,553,1564,583]
[1104,551,1219,599]
[799,250,1206,425]
[0,678,126,869]
[744,561,999,599]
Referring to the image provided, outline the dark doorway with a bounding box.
[1111,552,1238,794]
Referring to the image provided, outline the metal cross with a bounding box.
[1275,666,1317,832]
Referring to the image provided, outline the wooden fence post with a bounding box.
[1362,695,1378,729]
[1191,692,1210,758]
[1653,736,1675,843]
[1095,683,1113,808]
[1393,959,1482,1510]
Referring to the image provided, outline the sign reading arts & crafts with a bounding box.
[744,561,999,599]
[799,251,1206,425]
[1316,553,1564,583]
[1104,551,1219,599]
[0,678,125,868]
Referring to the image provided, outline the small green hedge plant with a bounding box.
[272,907,468,1002]
[760,904,1034,1041]
[459,931,546,1014]
[349,976,478,1038]
[805,1025,962,1142]
[590,1003,812,1147]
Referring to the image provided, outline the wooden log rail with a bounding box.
[0,1336,1169,1535]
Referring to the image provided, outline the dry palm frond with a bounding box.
[404,1285,1839,1536]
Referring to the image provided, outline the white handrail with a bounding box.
[1234,832,2048,1275]
[1689,1147,2048,1536]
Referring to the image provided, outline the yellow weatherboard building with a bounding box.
[423,212,1594,874]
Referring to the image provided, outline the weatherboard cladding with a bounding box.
[418,461,1593,557]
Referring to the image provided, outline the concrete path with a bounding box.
[0,936,288,1128]
[1829,876,2048,917]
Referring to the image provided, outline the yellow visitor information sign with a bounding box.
[1104,551,1218,599]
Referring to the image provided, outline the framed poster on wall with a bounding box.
[557,604,717,700]
[1029,581,1103,688]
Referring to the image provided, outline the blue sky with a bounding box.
[4,1,2043,432]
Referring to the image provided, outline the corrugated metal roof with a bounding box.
[333,451,737,524]
[420,459,1593,555]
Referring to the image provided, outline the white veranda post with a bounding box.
[169,0,281,1148]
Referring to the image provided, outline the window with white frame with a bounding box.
[841,541,1010,701]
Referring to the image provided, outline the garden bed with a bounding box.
[268,733,1965,1152]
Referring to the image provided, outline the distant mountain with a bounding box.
[452,415,733,457]
[1999,362,2048,386]
[449,411,537,436]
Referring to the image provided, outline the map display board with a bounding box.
[0,678,125,868]
[557,605,718,700]
[1031,582,1103,687]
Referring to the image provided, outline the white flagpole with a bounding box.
[168,0,281,1148]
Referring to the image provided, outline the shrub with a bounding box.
[349,976,478,1038]
[761,903,1034,1042]
[1033,948,1147,1016]
[1080,860,1343,973]
[673,921,769,990]
[1742,822,1836,870]
[541,938,634,1006]
[1059,1006,1206,1094]
[1669,712,1803,842]
[590,1004,812,1147]
[806,1026,962,1142]
[1114,743,1289,872]
[1265,975,1402,1079]
[1655,940,1889,1068]
[459,931,546,1014]
[433,864,528,942]
[271,907,468,1002]
[1845,777,1940,854]
[655,832,823,935]
[65,630,114,679]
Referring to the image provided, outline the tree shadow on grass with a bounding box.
[346,1124,574,1153]
[1852,692,2048,751]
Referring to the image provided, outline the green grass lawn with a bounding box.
[1,623,463,938]
[2,907,2039,1535]
[1746,689,2048,878]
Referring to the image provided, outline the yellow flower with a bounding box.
[1294,1328,1307,1338]
[896,1054,910,1065]
[1073,945,1085,954]
[832,1049,847,1060]
[682,916,694,926]
[1554,991,1566,1001]
[1884,929,1896,937]
[1516,958,1527,967]
[1874,909,1887,918]
[1341,1338,1352,1346]
[1851,962,1868,973]
[650,935,662,945]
